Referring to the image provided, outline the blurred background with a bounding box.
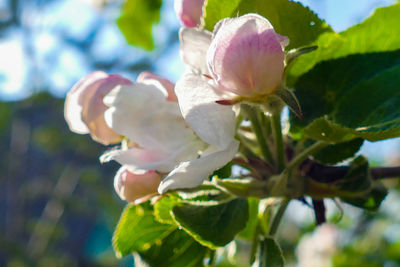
[0,0,399,266]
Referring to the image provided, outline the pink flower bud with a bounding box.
[64,71,132,145]
[207,14,289,98]
[174,0,205,28]
[137,72,178,102]
[114,167,161,204]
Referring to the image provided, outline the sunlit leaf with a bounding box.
[117,0,162,50]
[288,3,400,84]
[113,204,175,257]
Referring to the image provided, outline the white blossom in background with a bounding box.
[296,224,339,267]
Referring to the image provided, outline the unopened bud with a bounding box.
[174,0,205,28]
[207,14,288,99]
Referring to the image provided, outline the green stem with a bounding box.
[258,199,289,267]
[271,109,285,172]
[268,199,290,236]
[250,222,261,265]
[242,105,275,165]
[286,141,328,172]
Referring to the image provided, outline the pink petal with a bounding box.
[174,0,205,28]
[207,14,288,97]
[64,71,132,145]
[114,167,161,203]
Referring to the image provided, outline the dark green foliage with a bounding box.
[139,230,208,267]
[313,138,364,164]
[172,199,249,248]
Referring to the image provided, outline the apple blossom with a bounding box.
[179,27,212,74]
[100,72,239,194]
[174,0,205,28]
[207,14,289,98]
[64,71,132,145]
[137,71,177,102]
[114,167,161,204]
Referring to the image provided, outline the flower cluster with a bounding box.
[64,0,288,203]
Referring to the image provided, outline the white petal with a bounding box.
[104,84,201,153]
[175,72,236,149]
[158,140,239,193]
[100,141,202,173]
[179,27,212,74]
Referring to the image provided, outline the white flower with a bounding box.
[101,72,238,194]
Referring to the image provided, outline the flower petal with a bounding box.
[208,13,287,97]
[114,167,161,203]
[137,72,178,102]
[100,141,202,173]
[175,72,236,149]
[64,71,108,134]
[84,74,132,144]
[65,71,132,145]
[158,140,239,193]
[104,84,203,153]
[174,0,205,28]
[179,27,212,74]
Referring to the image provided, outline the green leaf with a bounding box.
[333,65,400,131]
[202,0,241,31]
[113,204,176,257]
[293,54,400,142]
[274,87,302,119]
[288,3,400,84]
[336,156,371,193]
[312,138,364,164]
[178,183,234,204]
[203,0,332,49]
[116,0,162,50]
[341,181,388,211]
[212,162,233,178]
[154,195,179,225]
[261,237,284,267]
[139,230,207,267]
[306,156,375,199]
[172,199,249,249]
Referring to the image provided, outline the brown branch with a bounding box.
[371,167,400,180]
[303,159,400,183]
[312,199,326,225]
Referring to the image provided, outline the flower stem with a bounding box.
[268,199,290,236]
[258,199,289,267]
[286,141,328,172]
[271,109,285,172]
[242,105,275,165]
